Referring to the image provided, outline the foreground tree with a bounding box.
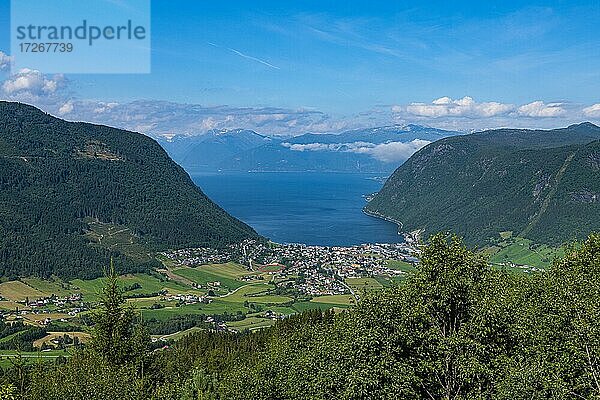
[26,262,152,400]
[88,261,149,366]
[0,383,17,400]
[498,235,600,399]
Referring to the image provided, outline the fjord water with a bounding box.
[192,172,402,246]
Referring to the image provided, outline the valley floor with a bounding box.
[0,235,559,366]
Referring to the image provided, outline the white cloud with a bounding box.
[390,96,586,130]
[1,69,65,102]
[57,100,74,115]
[282,141,374,152]
[517,101,565,117]
[583,103,600,118]
[93,102,119,114]
[197,117,219,131]
[53,100,355,136]
[282,139,430,163]
[0,66,595,136]
[0,51,13,71]
[282,142,337,152]
[432,96,452,105]
[403,96,514,118]
[366,140,431,163]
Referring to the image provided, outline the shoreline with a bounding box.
[362,207,404,233]
[362,207,422,245]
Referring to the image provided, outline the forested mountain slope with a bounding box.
[0,102,258,279]
[366,123,600,245]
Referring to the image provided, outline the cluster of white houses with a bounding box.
[162,293,212,305]
[162,240,420,297]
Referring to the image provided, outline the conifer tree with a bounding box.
[88,259,149,366]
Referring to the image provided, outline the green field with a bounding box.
[310,295,355,306]
[0,262,367,340]
[151,327,204,341]
[292,301,349,312]
[228,317,275,331]
[198,263,255,278]
[346,277,384,293]
[220,283,292,304]
[72,273,197,301]
[385,259,417,273]
[138,280,294,321]
[488,237,564,269]
[22,278,74,297]
[0,262,361,340]
[0,350,71,368]
[267,306,297,315]
[171,264,250,293]
[257,264,284,273]
[141,299,250,321]
[0,281,46,302]
[84,220,152,262]
[0,301,28,311]
[372,275,405,287]
[126,296,165,308]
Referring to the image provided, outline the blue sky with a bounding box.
[0,0,599,135]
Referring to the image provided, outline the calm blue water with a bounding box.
[192,172,402,246]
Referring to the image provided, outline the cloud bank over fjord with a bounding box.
[282,139,431,164]
[366,140,431,163]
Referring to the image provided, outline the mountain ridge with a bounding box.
[0,101,258,279]
[366,123,600,245]
[156,124,461,173]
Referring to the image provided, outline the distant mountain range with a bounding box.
[366,122,600,245]
[158,129,274,170]
[0,102,258,279]
[153,125,460,173]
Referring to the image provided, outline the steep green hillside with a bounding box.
[0,102,258,279]
[366,123,600,245]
